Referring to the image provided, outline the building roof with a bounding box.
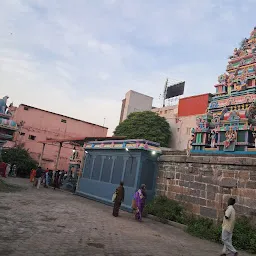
[20,104,108,129]
[38,136,126,145]
[180,93,212,100]
[127,90,153,99]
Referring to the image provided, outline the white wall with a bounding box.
[121,91,153,121]
[152,106,197,150]
[175,115,197,150]
[152,106,178,149]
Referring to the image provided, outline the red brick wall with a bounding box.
[178,94,210,117]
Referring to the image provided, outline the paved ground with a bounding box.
[0,178,252,256]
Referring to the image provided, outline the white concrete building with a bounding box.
[119,90,153,123]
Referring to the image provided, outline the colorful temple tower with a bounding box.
[0,96,18,155]
[192,27,256,154]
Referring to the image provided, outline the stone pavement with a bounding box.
[0,178,252,256]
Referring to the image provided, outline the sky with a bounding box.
[0,0,256,135]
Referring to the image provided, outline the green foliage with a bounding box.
[145,196,185,224]
[232,216,256,253]
[114,111,171,147]
[146,196,256,253]
[187,216,256,253]
[1,146,38,177]
[186,216,222,243]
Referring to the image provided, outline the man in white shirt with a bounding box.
[221,198,238,256]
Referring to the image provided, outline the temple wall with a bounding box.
[156,154,256,221]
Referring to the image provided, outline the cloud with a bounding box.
[0,0,256,135]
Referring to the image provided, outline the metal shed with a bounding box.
[76,139,161,211]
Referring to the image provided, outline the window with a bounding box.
[20,132,25,136]
[83,156,93,178]
[111,156,124,185]
[101,157,113,182]
[186,128,191,135]
[160,111,162,115]
[123,158,137,187]
[28,135,36,140]
[177,128,180,132]
[61,119,67,123]
[24,106,29,111]
[165,110,168,114]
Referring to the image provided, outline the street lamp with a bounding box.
[125,147,133,158]
[84,150,91,156]
[125,147,134,174]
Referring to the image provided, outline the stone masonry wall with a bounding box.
[156,155,256,221]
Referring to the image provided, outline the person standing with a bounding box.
[34,166,43,189]
[221,198,238,256]
[11,164,17,177]
[0,161,7,177]
[53,171,60,190]
[112,181,125,217]
[30,169,36,183]
[134,184,147,221]
[44,168,49,188]
[48,170,53,186]
[6,163,11,177]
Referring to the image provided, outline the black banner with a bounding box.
[165,81,185,99]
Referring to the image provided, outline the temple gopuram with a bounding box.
[0,96,17,155]
[192,27,256,154]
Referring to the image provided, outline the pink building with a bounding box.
[9,104,108,170]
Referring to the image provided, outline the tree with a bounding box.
[114,111,171,147]
[1,146,38,177]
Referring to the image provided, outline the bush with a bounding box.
[187,216,256,253]
[146,196,256,254]
[232,216,256,253]
[1,146,38,178]
[145,196,185,224]
[186,216,222,243]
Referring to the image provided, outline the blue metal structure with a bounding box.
[76,139,161,211]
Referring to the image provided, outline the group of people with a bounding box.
[112,182,147,222]
[112,182,238,256]
[0,162,16,178]
[30,166,67,189]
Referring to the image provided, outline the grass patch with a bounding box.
[186,215,222,243]
[187,215,256,253]
[145,196,256,254]
[0,179,22,192]
[145,196,185,224]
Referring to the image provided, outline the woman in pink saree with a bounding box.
[134,184,147,221]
